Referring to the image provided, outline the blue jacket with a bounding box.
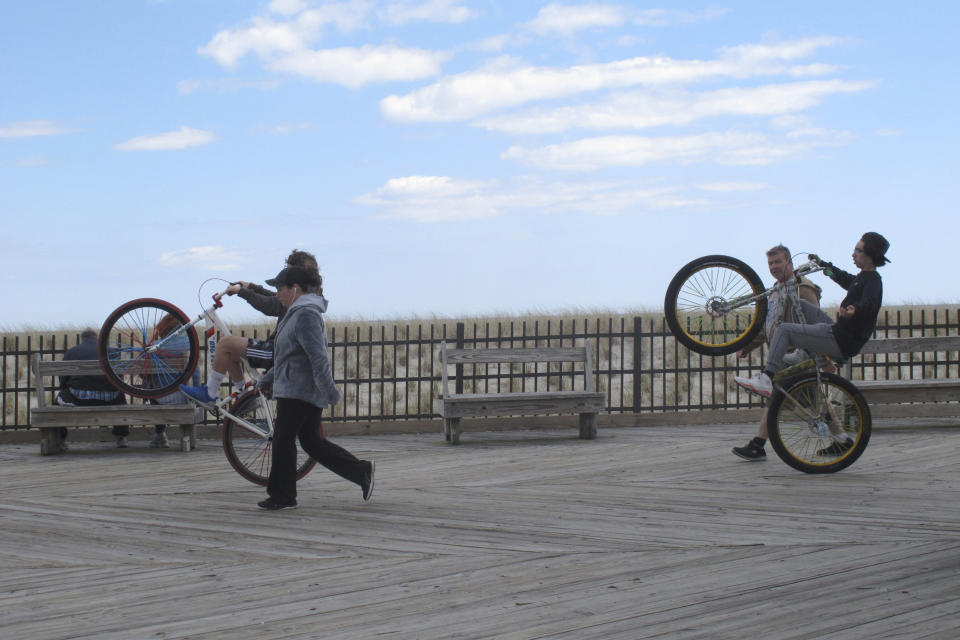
[261,294,341,409]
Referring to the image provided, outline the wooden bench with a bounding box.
[844,336,960,419]
[31,356,205,455]
[438,341,605,444]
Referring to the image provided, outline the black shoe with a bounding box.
[817,439,854,456]
[257,498,297,511]
[361,461,376,503]
[732,439,766,461]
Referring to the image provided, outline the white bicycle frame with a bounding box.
[155,287,276,439]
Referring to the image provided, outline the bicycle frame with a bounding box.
[154,287,275,440]
[716,260,825,315]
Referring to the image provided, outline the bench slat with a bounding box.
[31,405,203,428]
[443,347,587,365]
[440,392,605,419]
[857,378,960,405]
[860,336,960,355]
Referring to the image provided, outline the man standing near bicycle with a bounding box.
[731,244,823,461]
[181,249,320,403]
[735,232,890,453]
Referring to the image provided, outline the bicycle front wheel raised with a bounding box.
[98,298,200,398]
[767,373,871,474]
[664,255,766,356]
[222,390,316,486]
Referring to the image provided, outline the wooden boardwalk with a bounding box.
[2,421,959,639]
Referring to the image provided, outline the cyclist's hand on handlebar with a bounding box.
[807,253,821,265]
[225,281,250,295]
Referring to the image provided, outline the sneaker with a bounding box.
[116,436,128,448]
[734,372,773,398]
[180,384,218,404]
[361,461,376,503]
[732,439,767,461]
[149,433,170,448]
[817,438,854,456]
[257,498,298,511]
[782,349,808,366]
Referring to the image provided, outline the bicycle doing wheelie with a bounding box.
[663,254,871,474]
[95,283,316,485]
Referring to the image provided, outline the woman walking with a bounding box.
[257,265,375,511]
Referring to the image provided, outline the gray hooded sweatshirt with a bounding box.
[261,293,341,409]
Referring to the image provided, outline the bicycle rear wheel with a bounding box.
[98,298,200,398]
[767,373,871,474]
[222,390,316,486]
[664,255,766,356]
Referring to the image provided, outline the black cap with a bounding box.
[266,266,318,289]
[861,232,890,266]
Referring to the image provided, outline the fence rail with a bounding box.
[3,307,958,430]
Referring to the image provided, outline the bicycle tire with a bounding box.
[664,255,767,356]
[98,298,200,398]
[767,372,871,474]
[222,390,316,486]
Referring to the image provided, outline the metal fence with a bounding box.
[3,306,958,429]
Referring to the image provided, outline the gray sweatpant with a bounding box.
[765,301,844,374]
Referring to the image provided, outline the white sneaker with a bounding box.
[735,372,773,398]
[149,433,170,448]
[782,349,809,366]
[116,436,128,448]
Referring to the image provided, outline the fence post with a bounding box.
[633,316,642,413]
[455,322,465,395]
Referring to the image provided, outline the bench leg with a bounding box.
[178,425,194,452]
[579,413,597,440]
[39,427,64,455]
[444,418,461,445]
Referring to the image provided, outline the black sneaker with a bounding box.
[257,498,297,511]
[732,439,766,461]
[817,439,854,456]
[361,461,376,503]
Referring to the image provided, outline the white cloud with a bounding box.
[0,119,79,138]
[199,2,447,87]
[114,126,216,151]
[268,44,447,87]
[502,131,843,171]
[633,8,729,26]
[475,79,876,134]
[177,78,284,95]
[160,246,244,270]
[525,4,727,37]
[380,0,477,25]
[528,3,625,36]
[199,16,306,68]
[269,0,309,16]
[355,175,709,221]
[381,37,847,122]
[698,181,767,192]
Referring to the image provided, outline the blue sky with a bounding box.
[2,1,957,329]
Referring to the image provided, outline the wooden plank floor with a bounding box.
[2,422,959,639]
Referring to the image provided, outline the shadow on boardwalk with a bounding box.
[2,423,959,639]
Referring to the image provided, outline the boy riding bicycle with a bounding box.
[734,232,890,432]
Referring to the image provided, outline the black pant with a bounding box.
[268,397,368,504]
[57,389,128,440]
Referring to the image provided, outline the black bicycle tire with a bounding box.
[664,255,767,356]
[767,372,871,474]
[97,298,200,398]
[222,390,317,486]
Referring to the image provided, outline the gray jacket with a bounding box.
[260,294,341,409]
